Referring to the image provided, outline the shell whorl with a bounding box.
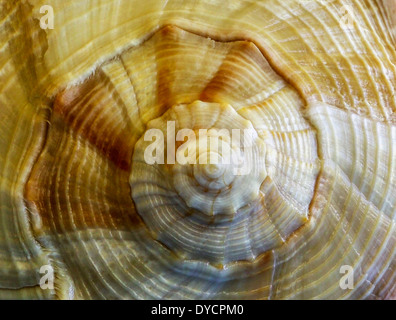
[0,0,396,300]
[128,28,319,265]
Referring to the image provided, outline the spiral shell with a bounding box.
[0,0,395,299]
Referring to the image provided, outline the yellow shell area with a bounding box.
[0,0,395,299]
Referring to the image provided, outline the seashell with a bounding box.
[0,0,395,300]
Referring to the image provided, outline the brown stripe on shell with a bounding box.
[25,79,142,233]
[53,71,135,171]
[200,41,284,104]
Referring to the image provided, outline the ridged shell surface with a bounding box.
[0,0,395,299]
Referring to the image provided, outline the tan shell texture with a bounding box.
[0,0,395,300]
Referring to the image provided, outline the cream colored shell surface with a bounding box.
[0,0,395,299]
